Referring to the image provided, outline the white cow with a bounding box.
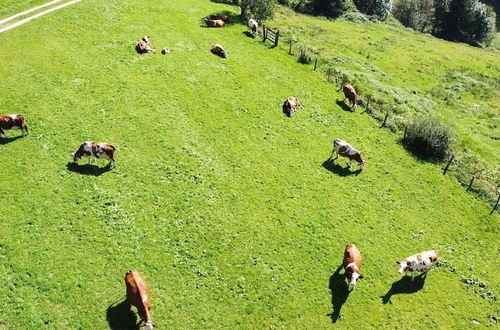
[248,19,259,37]
[397,250,438,281]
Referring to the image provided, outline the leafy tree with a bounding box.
[310,0,348,18]
[447,0,496,45]
[353,0,392,20]
[393,0,434,32]
[238,0,276,21]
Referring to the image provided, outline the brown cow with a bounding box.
[282,96,302,117]
[211,44,228,58]
[337,83,358,111]
[125,270,156,329]
[0,114,28,137]
[342,244,364,290]
[331,139,365,169]
[136,36,154,53]
[204,18,225,27]
[209,14,229,22]
[71,141,116,167]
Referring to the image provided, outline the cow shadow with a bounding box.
[322,158,362,177]
[210,0,234,4]
[0,135,24,145]
[381,274,427,304]
[106,299,138,330]
[200,11,243,27]
[66,162,113,176]
[327,265,350,323]
[336,100,354,112]
[242,31,256,38]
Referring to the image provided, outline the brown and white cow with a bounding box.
[331,139,365,169]
[282,96,302,117]
[209,14,229,22]
[397,250,438,281]
[71,142,116,166]
[337,83,358,111]
[211,44,228,58]
[136,36,154,53]
[342,244,364,290]
[125,270,156,329]
[248,19,259,37]
[204,18,225,27]
[0,114,28,137]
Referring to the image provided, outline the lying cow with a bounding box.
[136,36,154,53]
[397,250,438,281]
[71,141,116,166]
[0,114,28,137]
[248,19,259,37]
[342,244,364,290]
[337,83,358,111]
[209,14,229,22]
[204,18,225,27]
[211,44,228,58]
[331,139,365,169]
[125,270,156,330]
[282,96,302,117]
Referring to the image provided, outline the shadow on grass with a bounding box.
[200,10,243,27]
[336,99,354,112]
[106,299,138,330]
[242,31,256,39]
[66,162,113,176]
[210,0,234,4]
[0,135,24,145]
[328,265,350,323]
[381,274,426,304]
[322,158,362,177]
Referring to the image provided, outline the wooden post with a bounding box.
[466,176,475,192]
[289,39,292,55]
[403,125,407,141]
[362,97,370,114]
[275,30,280,46]
[263,25,266,41]
[490,191,500,215]
[314,58,318,70]
[381,112,389,128]
[442,155,454,175]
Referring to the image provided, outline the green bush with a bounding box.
[404,117,453,160]
[298,47,313,64]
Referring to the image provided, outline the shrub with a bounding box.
[353,0,392,20]
[393,0,434,32]
[404,117,453,160]
[239,0,275,21]
[310,0,349,18]
[298,47,313,64]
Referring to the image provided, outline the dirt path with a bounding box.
[0,0,82,33]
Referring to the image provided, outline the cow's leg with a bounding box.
[0,127,5,137]
[347,160,352,168]
[331,150,338,160]
[411,271,415,282]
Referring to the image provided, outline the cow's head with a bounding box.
[221,50,228,58]
[359,160,366,169]
[396,260,410,274]
[142,36,150,43]
[346,268,363,289]
[71,152,81,164]
[140,320,156,330]
[334,139,343,150]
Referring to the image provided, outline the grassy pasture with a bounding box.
[0,0,54,18]
[0,0,498,328]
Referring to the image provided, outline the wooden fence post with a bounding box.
[466,176,475,191]
[490,191,500,215]
[263,25,266,41]
[381,112,389,128]
[289,39,292,55]
[442,155,454,175]
[314,58,318,70]
[403,125,407,141]
[275,30,280,46]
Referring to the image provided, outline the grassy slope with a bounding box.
[0,0,52,18]
[268,6,499,179]
[0,0,498,328]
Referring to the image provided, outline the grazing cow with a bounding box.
[248,19,259,37]
[71,141,116,166]
[282,96,302,117]
[342,244,364,290]
[397,250,438,281]
[125,270,156,330]
[204,18,225,27]
[0,114,28,137]
[331,139,365,169]
[136,36,154,53]
[211,44,228,58]
[337,83,358,111]
[209,14,229,22]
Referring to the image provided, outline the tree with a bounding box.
[353,0,392,20]
[238,0,276,21]
[393,0,434,32]
[310,0,348,18]
[448,0,495,45]
[433,0,452,38]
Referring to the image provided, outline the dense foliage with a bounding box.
[404,118,453,161]
[235,0,276,21]
[353,0,392,20]
[310,0,349,18]
[393,0,434,32]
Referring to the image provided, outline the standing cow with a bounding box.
[125,270,156,330]
[204,18,225,27]
[0,114,28,137]
[136,36,154,53]
[71,141,116,167]
[397,250,438,281]
[337,83,358,111]
[282,96,302,117]
[331,139,365,169]
[248,19,259,37]
[211,44,228,58]
[342,244,364,290]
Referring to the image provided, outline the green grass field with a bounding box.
[0,0,498,328]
